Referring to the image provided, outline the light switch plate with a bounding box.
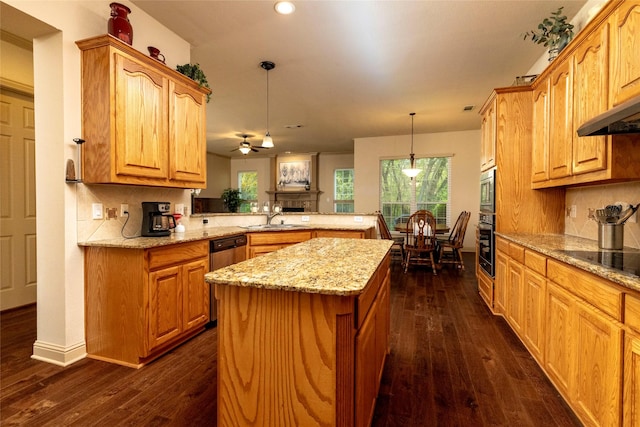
[92,203,103,220]
[175,203,185,215]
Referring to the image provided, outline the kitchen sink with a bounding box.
[243,224,308,229]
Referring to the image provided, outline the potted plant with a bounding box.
[176,63,212,102]
[523,6,575,61]
[221,188,242,213]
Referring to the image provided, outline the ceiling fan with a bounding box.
[231,135,264,155]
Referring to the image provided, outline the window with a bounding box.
[334,168,354,213]
[238,171,258,213]
[380,157,451,229]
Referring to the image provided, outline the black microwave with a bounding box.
[480,168,496,213]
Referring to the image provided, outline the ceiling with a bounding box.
[131,1,587,157]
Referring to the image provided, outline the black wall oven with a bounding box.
[478,212,495,277]
[478,168,496,277]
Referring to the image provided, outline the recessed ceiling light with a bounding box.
[274,1,295,15]
[284,124,303,129]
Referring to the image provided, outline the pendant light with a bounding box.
[260,61,275,148]
[402,112,422,178]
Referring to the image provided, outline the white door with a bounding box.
[0,90,37,310]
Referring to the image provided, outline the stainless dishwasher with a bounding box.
[207,234,247,327]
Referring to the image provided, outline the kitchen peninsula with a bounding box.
[206,238,392,427]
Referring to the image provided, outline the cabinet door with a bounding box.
[523,268,546,362]
[572,23,609,176]
[182,258,209,332]
[248,244,285,258]
[573,300,622,427]
[355,298,378,427]
[114,53,168,180]
[314,230,365,239]
[148,265,183,353]
[506,260,524,335]
[531,80,550,183]
[624,333,640,427]
[494,251,508,314]
[549,60,573,179]
[545,281,573,397]
[480,97,496,172]
[610,1,640,106]
[169,80,207,185]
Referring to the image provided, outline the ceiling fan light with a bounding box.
[239,146,251,155]
[262,133,274,148]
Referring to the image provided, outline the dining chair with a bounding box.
[376,211,404,262]
[438,211,471,270]
[403,210,439,274]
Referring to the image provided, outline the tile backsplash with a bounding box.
[77,184,193,242]
[565,181,640,249]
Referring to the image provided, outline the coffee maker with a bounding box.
[141,202,176,237]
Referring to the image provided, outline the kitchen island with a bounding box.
[206,238,392,427]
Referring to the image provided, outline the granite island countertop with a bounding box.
[205,238,393,296]
[77,224,375,249]
[496,232,640,292]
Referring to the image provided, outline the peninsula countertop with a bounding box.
[205,237,393,296]
[77,224,375,249]
[496,232,640,292]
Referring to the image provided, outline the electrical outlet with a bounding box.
[570,205,577,218]
[92,203,103,220]
[354,216,363,222]
[628,211,637,224]
[175,203,185,215]
[120,204,128,216]
[301,215,310,222]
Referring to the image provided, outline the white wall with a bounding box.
[5,0,192,365]
[354,130,481,251]
[199,153,231,198]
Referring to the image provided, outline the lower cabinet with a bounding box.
[494,241,626,427]
[246,230,313,258]
[85,240,209,367]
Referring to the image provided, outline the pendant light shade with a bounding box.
[260,61,275,148]
[402,112,422,178]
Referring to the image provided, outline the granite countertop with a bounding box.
[496,232,640,292]
[77,224,375,249]
[205,238,393,296]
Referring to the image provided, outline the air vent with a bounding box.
[463,105,474,112]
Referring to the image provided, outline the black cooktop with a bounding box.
[561,250,640,277]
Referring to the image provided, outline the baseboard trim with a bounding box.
[32,340,86,366]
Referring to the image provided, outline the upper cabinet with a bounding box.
[530,0,640,189]
[609,1,640,106]
[479,95,496,172]
[76,35,210,188]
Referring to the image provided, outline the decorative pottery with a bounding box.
[147,46,165,63]
[108,2,133,45]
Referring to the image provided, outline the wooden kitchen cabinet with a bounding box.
[479,95,496,172]
[623,293,640,427]
[76,35,209,189]
[246,230,313,258]
[571,21,609,176]
[493,248,508,315]
[609,0,640,106]
[313,228,373,239]
[505,247,525,335]
[545,281,573,398]
[531,79,550,183]
[522,268,546,363]
[530,0,640,189]
[548,59,574,180]
[85,240,209,367]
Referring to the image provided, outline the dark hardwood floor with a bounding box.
[1,254,581,426]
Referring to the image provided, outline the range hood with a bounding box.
[577,94,640,136]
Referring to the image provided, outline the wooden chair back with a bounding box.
[376,211,393,240]
[404,210,438,250]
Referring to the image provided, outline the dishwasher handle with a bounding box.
[210,235,247,253]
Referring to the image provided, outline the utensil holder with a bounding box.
[598,223,624,250]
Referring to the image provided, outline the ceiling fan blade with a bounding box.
[251,147,259,152]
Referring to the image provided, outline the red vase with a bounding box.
[108,3,133,45]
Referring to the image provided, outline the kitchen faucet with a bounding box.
[266,211,283,225]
